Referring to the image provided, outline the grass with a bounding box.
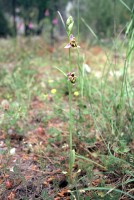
[0,14,134,199]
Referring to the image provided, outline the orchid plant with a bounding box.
[64,16,80,182]
[57,14,80,182]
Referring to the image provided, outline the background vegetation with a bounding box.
[0,0,133,38]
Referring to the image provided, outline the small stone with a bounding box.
[10,148,16,155]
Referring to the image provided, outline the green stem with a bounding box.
[69,87,72,153]
[68,47,73,180]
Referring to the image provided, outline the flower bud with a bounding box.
[67,22,74,33]
[66,16,73,26]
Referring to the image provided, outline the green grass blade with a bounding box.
[81,18,98,39]
[76,154,106,170]
[57,11,66,29]
[119,0,132,12]
[54,66,67,77]
[73,187,134,199]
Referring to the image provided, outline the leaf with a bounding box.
[69,149,75,171]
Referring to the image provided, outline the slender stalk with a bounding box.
[69,48,73,153]
[68,47,73,181]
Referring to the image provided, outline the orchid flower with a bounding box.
[64,34,80,49]
[67,72,76,84]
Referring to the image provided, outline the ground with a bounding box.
[0,36,134,200]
